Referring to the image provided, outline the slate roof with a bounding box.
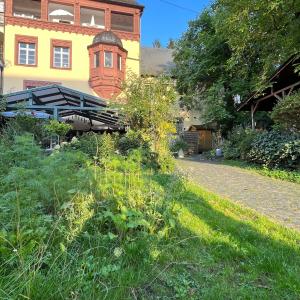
[141,47,175,77]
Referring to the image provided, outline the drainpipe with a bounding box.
[0,60,3,95]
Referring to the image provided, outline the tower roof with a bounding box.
[93,31,123,48]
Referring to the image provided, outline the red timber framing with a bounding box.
[4,0,143,41]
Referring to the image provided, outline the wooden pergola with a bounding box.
[2,84,125,130]
[238,55,300,129]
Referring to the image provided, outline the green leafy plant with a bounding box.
[44,120,72,137]
[271,91,300,131]
[247,130,300,169]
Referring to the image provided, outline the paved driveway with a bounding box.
[177,158,300,231]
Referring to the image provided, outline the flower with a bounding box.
[113,247,123,258]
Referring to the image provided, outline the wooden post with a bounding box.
[53,107,58,120]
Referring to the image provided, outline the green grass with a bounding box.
[1,135,300,299]
[223,159,300,184]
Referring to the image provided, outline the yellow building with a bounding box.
[2,0,143,99]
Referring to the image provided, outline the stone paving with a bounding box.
[177,157,300,231]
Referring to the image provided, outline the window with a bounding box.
[15,35,38,66]
[117,54,122,71]
[94,52,100,68]
[104,51,113,68]
[53,47,70,68]
[51,40,72,69]
[48,3,74,24]
[19,42,36,65]
[13,0,41,20]
[111,12,134,32]
[81,8,104,29]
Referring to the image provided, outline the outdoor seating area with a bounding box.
[2,84,124,132]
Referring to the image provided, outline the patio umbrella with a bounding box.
[49,9,73,17]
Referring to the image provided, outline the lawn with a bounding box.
[1,135,300,299]
[223,159,300,184]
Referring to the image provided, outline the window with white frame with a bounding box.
[18,42,36,65]
[104,51,113,68]
[53,46,70,68]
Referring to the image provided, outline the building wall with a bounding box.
[3,24,140,95]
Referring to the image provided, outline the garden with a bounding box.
[1,76,300,299]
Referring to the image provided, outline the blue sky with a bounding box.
[138,0,211,47]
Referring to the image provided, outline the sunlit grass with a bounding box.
[223,159,300,184]
[1,137,300,299]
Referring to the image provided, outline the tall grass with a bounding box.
[1,135,300,299]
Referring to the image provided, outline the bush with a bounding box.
[271,91,300,131]
[170,138,189,153]
[247,130,300,169]
[118,130,148,155]
[222,127,258,160]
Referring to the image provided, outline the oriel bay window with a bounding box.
[15,35,38,66]
[51,40,72,69]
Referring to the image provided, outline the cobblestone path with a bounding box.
[177,158,300,231]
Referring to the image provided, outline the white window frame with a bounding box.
[18,42,36,65]
[104,51,113,68]
[53,46,70,68]
[118,54,122,71]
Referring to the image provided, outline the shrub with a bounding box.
[2,115,47,142]
[271,91,300,131]
[222,127,258,160]
[170,138,189,153]
[118,130,148,155]
[43,120,72,137]
[247,130,300,169]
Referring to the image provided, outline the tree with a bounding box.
[152,39,162,48]
[214,0,300,91]
[173,1,300,132]
[122,75,177,153]
[167,38,175,49]
[173,10,237,132]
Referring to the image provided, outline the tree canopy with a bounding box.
[173,0,300,130]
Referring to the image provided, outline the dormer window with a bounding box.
[104,51,113,68]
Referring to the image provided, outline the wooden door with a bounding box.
[199,130,212,152]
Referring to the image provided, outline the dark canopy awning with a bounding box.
[2,85,125,129]
[238,55,300,112]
